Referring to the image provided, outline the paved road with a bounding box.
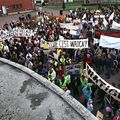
[0,8,69,27]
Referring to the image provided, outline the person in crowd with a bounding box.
[0,42,4,57]
[60,55,66,65]
[94,54,102,75]
[105,54,113,79]
[80,75,88,88]
[48,66,56,83]
[84,53,93,65]
[59,73,71,91]
[86,27,93,47]
[82,83,92,107]
[72,76,81,99]
[87,99,93,112]
[57,65,64,80]
[113,109,120,120]
[97,88,106,110]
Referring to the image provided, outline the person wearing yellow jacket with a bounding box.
[0,42,4,51]
[60,55,66,65]
[59,73,71,90]
[80,75,88,88]
[57,49,62,56]
[48,67,56,83]
[0,42,4,57]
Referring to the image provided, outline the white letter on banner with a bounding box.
[86,63,120,102]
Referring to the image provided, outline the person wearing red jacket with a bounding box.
[85,54,93,65]
[57,66,64,80]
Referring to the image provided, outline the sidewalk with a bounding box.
[0,8,68,27]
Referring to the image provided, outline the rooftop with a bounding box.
[0,58,97,120]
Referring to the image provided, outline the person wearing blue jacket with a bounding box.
[82,84,92,107]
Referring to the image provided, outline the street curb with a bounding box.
[0,57,98,120]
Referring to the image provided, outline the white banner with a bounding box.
[70,30,80,36]
[41,39,88,49]
[49,52,59,61]
[60,23,79,30]
[108,12,114,21]
[103,18,108,27]
[94,38,99,44]
[112,21,120,30]
[0,28,34,40]
[94,15,105,19]
[99,35,120,49]
[86,63,120,102]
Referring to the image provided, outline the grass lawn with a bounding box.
[42,1,84,10]
[37,1,120,10]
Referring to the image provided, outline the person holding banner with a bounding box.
[105,54,113,79]
[59,73,71,91]
[86,27,93,47]
[82,83,92,107]
[80,75,88,88]
[94,54,102,75]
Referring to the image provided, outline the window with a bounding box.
[12,4,22,9]
[12,4,16,9]
[16,4,19,8]
[19,4,22,8]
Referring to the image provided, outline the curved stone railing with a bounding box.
[0,57,98,120]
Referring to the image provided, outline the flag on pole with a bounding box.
[108,12,114,21]
[82,13,86,20]
[103,18,108,27]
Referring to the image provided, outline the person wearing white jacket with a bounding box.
[48,67,56,83]
[87,99,93,112]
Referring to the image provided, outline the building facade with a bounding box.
[48,0,74,4]
[0,0,34,15]
[34,0,48,4]
[48,0,63,5]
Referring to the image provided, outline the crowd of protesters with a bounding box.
[0,6,120,119]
